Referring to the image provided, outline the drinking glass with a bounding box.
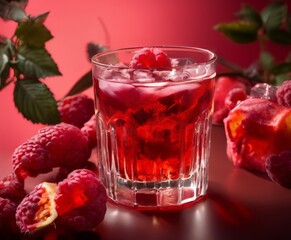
[92,46,216,210]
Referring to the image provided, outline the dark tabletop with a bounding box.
[96,126,291,240]
[1,126,291,240]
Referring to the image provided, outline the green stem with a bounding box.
[258,28,269,83]
[217,56,246,74]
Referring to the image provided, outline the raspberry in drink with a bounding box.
[92,47,216,209]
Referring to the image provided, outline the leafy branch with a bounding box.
[214,1,291,86]
[1,1,111,125]
[64,42,110,98]
[0,0,62,124]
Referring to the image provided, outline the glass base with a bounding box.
[104,165,208,210]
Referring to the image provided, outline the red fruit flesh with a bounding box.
[15,182,58,233]
[224,98,291,172]
[55,169,107,231]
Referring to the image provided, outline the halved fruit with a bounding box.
[16,182,58,233]
[224,98,291,172]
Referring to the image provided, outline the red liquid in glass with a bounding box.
[94,76,215,183]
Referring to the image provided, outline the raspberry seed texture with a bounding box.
[15,182,58,233]
[276,80,291,108]
[129,47,171,69]
[12,123,91,180]
[58,94,95,128]
[55,169,107,231]
[266,150,291,188]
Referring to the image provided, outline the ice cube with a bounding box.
[171,58,195,67]
[133,70,155,82]
[154,69,193,82]
[250,83,277,101]
[156,69,185,82]
[101,66,131,82]
[183,65,207,80]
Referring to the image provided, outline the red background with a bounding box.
[0,0,290,175]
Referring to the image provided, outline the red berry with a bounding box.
[55,169,107,232]
[12,137,51,179]
[213,76,250,125]
[266,150,291,188]
[15,182,58,233]
[129,48,171,69]
[15,169,107,234]
[225,88,247,110]
[0,173,26,203]
[37,124,91,170]
[0,197,19,234]
[154,48,172,69]
[58,94,95,128]
[81,114,97,150]
[13,123,91,180]
[276,80,291,108]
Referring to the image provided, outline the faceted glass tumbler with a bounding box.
[92,46,216,210]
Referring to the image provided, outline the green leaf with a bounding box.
[15,20,53,48]
[261,2,287,31]
[267,29,291,44]
[0,41,13,90]
[87,42,109,61]
[236,4,262,28]
[0,1,28,22]
[260,51,274,71]
[31,12,50,23]
[0,52,11,90]
[65,70,92,97]
[14,78,61,124]
[214,21,258,43]
[275,74,291,86]
[16,45,62,78]
[270,62,291,75]
[287,13,291,32]
[0,35,6,44]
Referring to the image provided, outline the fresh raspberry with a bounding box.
[225,88,247,110]
[12,138,51,179]
[213,76,250,125]
[266,150,291,188]
[55,169,107,232]
[12,123,91,180]
[0,197,19,235]
[276,80,291,107]
[81,114,97,150]
[37,124,91,170]
[16,182,58,233]
[129,48,171,69]
[58,94,95,128]
[0,173,26,203]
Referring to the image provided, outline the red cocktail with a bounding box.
[92,47,216,209]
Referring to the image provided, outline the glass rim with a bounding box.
[91,45,217,69]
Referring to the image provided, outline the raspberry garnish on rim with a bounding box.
[129,47,171,69]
